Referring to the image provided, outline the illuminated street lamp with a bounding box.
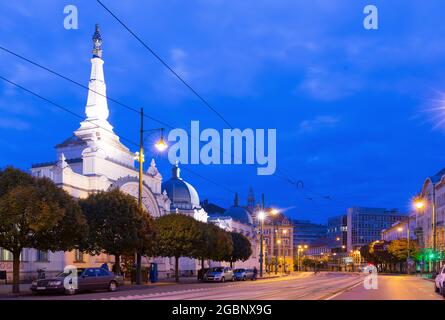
[270,209,279,275]
[413,195,437,272]
[154,129,168,152]
[135,111,168,285]
[282,230,287,273]
[258,211,266,278]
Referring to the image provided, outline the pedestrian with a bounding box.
[100,263,109,271]
[253,266,258,280]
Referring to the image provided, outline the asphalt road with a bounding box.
[331,274,442,300]
[102,272,364,300]
[7,272,442,300]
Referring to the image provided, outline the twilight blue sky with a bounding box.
[1,1,445,223]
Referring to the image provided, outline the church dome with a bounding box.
[162,163,201,211]
[223,193,253,225]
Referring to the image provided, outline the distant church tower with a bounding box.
[247,187,255,210]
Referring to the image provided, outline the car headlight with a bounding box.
[48,281,62,286]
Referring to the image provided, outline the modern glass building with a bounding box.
[346,207,406,251]
[292,220,327,248]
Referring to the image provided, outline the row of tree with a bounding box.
[360,239,420,273]
[0,167,252,292]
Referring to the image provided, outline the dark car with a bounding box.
[30,267,123,295]
[233,268,255,281]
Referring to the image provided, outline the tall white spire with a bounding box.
[77,24,113,133]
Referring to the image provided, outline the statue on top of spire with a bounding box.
[92,24,103,58]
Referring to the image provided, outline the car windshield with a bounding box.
[234,269,245,273]
[209,267,224,272]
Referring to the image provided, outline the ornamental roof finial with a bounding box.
[92,24,103,58]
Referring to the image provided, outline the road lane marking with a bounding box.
[322,280,364,300]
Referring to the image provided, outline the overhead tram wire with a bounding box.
[0,45,349,206]
[0,75,138,148]
[0,45,172,130]
[96,0,355,207]
[96,0,233,129]
[0,74,237,194]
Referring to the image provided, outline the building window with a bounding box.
[0,248,13,261]
[36,250,49,262]
[74,250,84,262]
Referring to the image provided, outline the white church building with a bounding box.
[0,25,259,281]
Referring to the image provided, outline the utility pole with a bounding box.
[432,185,437,273]
[407,217,410,274]
[136,107,144,285]
[259,193,265,278]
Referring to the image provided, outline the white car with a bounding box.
[434,266,445,297]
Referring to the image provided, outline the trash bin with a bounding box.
[149,263,158,283]
[0,270,6,284]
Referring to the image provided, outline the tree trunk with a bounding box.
[114,255,121,275]
[201,258,204,270]
[12,249,21,294]
[175,256,179,283]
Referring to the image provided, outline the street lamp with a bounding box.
[258,211,266,278]
[282,229,287,274]
[135,108,168,285]
[276,239,282,274]
[413,195,438,273]
[270,209,279,275]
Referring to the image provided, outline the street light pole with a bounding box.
[258,211,265,278]
[136,107,144,285]
[407,218,411,274]
[432,186,438,273]
[135,108,168,285]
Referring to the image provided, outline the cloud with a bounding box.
[298,67,363,101]
[0,117,30,130]
[299,115,340,133]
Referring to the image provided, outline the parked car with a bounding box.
[233,268,255,281]
[434,266,445,297]
[31,267,124,295]
[203,267,234,282]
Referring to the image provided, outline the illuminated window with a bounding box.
[0,248,12,261]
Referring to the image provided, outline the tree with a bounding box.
[226,232,252,268]
[79,189,155,275]
[388,239,420,273]
[153,214,204,282]
[0,167,87,293]
[206,225,232,264]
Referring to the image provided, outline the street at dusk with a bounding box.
[1,272,440,301]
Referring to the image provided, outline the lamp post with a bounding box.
[297,245,302,271]
[276,239,282,274]
[282,229,287,274]
[414,196,438,273]
[136,108,168,285]
[258,211,265,278]
[270,209,279,275]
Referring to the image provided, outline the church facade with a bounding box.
[0,25,261,281]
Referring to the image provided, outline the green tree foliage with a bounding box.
[226,232,252,268]
[193,222,232,269]
[153,214,205,282]
[387,239,417,261]
[79,189,155,274]
[0,167,87,293]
